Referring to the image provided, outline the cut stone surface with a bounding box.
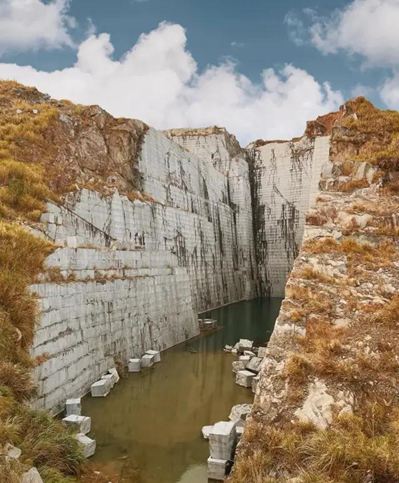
[207,457,228,481]
[209,421,237,460]
[239,355,251,362]
[65,398,81,416]
[232,360,246,373]
[236,370,256,388]
[21,468,44,483]
[201,425,213,440]
[141,353,155,368]
[108,367,120,384]
[238,339,253,351]
[128,358,141,372]
[62,414,91,435]
[90,379,111,397]
[229,404,252,422]
[75,433,96,458]
[145,349,161,363]
[101,373,115,388]
[246,356,263,373]
[244,350,256,357]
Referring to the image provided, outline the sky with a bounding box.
[0,0,398,145]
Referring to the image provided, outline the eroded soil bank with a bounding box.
[83,297,282,483]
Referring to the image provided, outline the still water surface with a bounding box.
[83,297,282,483]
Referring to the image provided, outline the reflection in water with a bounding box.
[83,298,282,483]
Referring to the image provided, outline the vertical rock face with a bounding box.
[32,126,258,411]
[249,136,330,296]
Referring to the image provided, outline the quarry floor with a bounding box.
[82,297,282,483]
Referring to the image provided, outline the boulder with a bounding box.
[228,404,252,422]
[21,468,43,483]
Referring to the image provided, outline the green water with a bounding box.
[83,297,282,483]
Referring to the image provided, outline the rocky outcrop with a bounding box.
[231,99,399,482]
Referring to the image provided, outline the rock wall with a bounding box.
[250,136,330,296]
[32,127,258,412]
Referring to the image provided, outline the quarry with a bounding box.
[0,81,399,483]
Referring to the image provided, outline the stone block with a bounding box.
[201,425,213,440]
[246,356,263,374]
[239,355,251,362]
[207,457,228,480]
[235,370,256,388]
[232,360,246,373]
[65,398,81,416]
[209,421,236,460]
[90,379,111,397]
[145,349,161,363]
[22,468,43,483]
[107,367,120,384]
[238,339,253,351]
[62,414,91,435]
[75,433,96,458]
[244,350,256,357]
[141,353,155,368]
[128,358,141,372]
[101,373,115,389]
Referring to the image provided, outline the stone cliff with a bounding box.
[1,81,398,482]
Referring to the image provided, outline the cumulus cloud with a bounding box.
[0,0,75,55]
[307,0,399,67]
[0,22,343,144]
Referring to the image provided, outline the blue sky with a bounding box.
[0,0,397,144]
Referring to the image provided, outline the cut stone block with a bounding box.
[145,349,161,363]
[244,350,256,357]
[75,433,96,458]
[246,356,263,374]
[90,379,111,397]
[22,468,43,483]
[232,360,246,373]
[238,339,253,351]
[141,353,155,368]
[239,355,251,362]
[209,421,237,460]
[258,346,267,358]
[229,404,252,422]
[236,425,245,439]
[252,375,260,394]
[108,367,120,384]
[207,457,227,481]
[236,370,256,388]
[128,358,141,372]
[62,414,91,435]
[101,373,115,388]
[201,425,213,440]
[65,398,81,416]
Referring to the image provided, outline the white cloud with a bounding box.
[308,0,399,67]
[0,22,343,145]
[0,0,75,55]
[381,71,399,107]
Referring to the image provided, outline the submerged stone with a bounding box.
[207,457,228,481]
